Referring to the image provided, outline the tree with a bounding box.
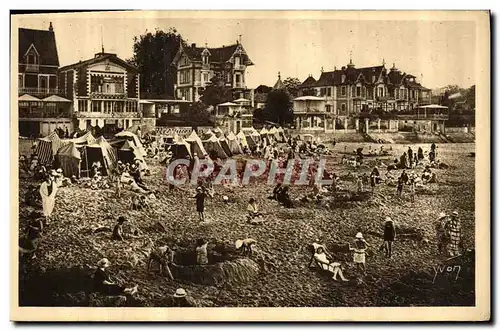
[465,85,475,111]
[263,90,293,126]
[199,76,232,107]
[282,77,302,97]
[130,28,185,98]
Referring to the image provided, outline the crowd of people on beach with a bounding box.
[19,126,466,305]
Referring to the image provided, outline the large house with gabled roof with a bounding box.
[18,23,75,137]
[171,39,254,102]
[293,59,433,133]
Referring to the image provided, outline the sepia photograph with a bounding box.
[10,10,490,321]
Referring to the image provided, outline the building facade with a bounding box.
[58,52,154,132]
[18,23,73,137]
[171,40,254,102]
[295,60,433,133]
[215,99,253,134]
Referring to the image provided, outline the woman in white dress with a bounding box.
[39,172,58,223]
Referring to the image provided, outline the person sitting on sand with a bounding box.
[313,245,349,282]
[350,232,370,274]
[268,183,282,200]
[93,258,138,296]
[112,216,128,241]
[195,238,209,265]
[246,198,264,223]
[130,164,149,191]
[171,288,198,307]
[422,165,433,182]
[277,185,294,208]
[235,238,257,257]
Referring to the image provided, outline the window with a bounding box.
[203,56,209,65]
[351,86,355,96]
[341,86,346,96]
[234,56,240,66]
[39,76,48,89]
[341,75,346,83]
[92,101,101,112]
[27,54,37,64]
[203,73,209,82]
[341,104,346,112]
[325,105,332,112]
[320,88,326,96]
[378,87,384,97]
[180,71,191,84]
[18,74,23,88]
[356,86,361,97]
[235,74,241,83]
[372,76,376,83]
[326,87,331,96]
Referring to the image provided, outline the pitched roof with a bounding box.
[182,43,253,65]
[300,75,317,87]
[59,52,138,72]
[273,75,285,90]
[19,28,59,66]
[254,93,267,103]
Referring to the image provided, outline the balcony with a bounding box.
[234,64,245,71]
[19,108,71,119]
[202,63,210,70]
[75,111,140,119]
[90,91,126,99]
[19,87,65,98]
[25,64,39,72]
[396,114,449,121]
[233,82,245,88]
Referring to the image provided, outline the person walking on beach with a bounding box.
[383,217,396,258]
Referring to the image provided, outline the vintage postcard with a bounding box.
[10,10,490,321]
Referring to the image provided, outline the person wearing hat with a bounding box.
[350,232,371,274]
[383,217,396,258]
[171,288,197,307]
[39,172,58,224]
[445,211,462,257]
[93,258,138,296]
[313,245,349,282]
[112,216,127,241]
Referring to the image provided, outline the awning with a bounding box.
[19,94,41,102]
[218,102,238,106]
[42,95,72,103]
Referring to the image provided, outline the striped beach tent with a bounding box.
[35,131,62,164]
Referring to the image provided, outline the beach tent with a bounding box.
[81,136,117,177]
[236,131,249,149]
[185,130,208,157]
[116,140,143,165]
[55,142,81,178]
[115,130,147,157]
[202,134,228,159]
[35,131,63,164]
[250,128,261,143]
[226,132,243,154]
[276,127,286,141]
[260,127,269,137]
[217,135,233,157]
[268,127,280,141]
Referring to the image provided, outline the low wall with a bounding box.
[445,126,474,133]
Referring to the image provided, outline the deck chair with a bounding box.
[307,243,339,273]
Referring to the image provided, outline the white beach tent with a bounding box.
[185,130,208,157]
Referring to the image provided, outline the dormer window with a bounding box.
[203,55,209,65]
[27,54,37,64]
[235,56,240,66]
[372,76,376,83]
[341,74,346,83]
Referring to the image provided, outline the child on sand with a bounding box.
[350,232,370,274]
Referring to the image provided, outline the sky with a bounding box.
[15,12,476,90]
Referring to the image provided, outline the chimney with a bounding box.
[341,66,346,70]
[49,22,54,32]
[191,43,196,48]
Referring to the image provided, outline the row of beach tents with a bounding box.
[34,130,148,178]
[161,126,287,160]
[33,126,287,177]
